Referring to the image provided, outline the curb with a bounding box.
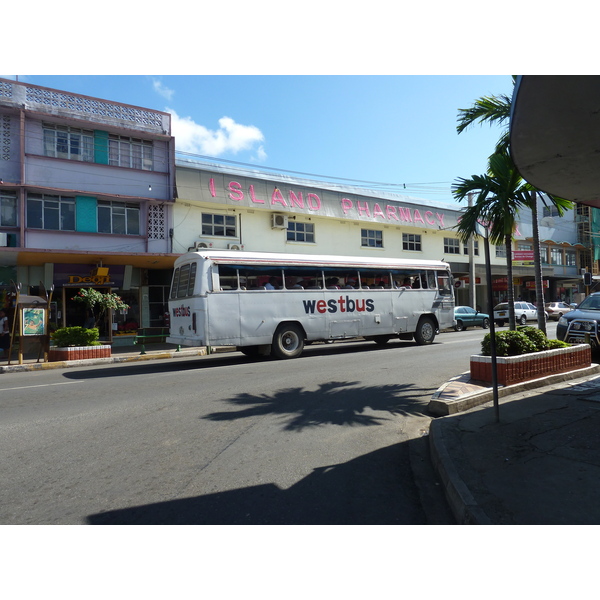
[0,347,214,374]
[428,419,492,525]
[428,364,600,416]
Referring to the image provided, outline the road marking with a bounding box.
[0,381,84,392]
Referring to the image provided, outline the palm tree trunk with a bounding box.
[531,191,547,334]
[506,233,516,330]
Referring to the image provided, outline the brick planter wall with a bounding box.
[48,345,112,362]
[470,344,591,386]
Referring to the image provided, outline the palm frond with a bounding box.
[456,94,513,134]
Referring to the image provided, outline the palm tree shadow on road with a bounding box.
[202,380,434,431]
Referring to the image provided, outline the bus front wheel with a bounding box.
[271,324,305,359]
[414,317,436,345]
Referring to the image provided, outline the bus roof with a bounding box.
[175,250,450,270]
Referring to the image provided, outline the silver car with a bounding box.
[493,301,545,326]
[545,301,573,321]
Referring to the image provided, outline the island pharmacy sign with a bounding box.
[179,167,458,230]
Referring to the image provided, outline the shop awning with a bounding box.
[510,75,600,208]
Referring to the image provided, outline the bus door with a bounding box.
[206,265,241,345]
[433,270,454,328]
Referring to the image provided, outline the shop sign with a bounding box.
[526,280,549,289]
[513,250,535,266]
[68,268,110,285]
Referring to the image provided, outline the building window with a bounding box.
[287,221,315,243]
[0,192,17,226]
[27,193,75,230]
[201,213,237,237]
[43,124,94,162]
[551,247,564,265]
[543,205,560,218]
[402,233,421,252]
[361,228,383,248]
[444,237,460,254]
[540,246,548,264]
[108,135,153,170]
[495,245,506,258]
[463,240,479,256]
[566,251,577,267]
[98,200,140,235]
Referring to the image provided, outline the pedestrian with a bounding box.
[0,309,10,359]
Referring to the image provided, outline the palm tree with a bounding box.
[453,150,534,330]
[457,78,573,331]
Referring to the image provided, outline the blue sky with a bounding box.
[8,74,513,207]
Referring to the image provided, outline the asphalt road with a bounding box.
[0,323,557,525]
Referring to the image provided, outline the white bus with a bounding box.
[167,250,455,359]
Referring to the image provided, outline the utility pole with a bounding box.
[468,193,477,309]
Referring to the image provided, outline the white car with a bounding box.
[493,302,547,326]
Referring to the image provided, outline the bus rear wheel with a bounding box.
[414,317,436,345]
[271,324,305,359]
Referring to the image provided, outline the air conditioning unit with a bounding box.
[0,233,7,247]
[227,243,242,251]
[195,241,210,249]
[454,280,465,289]
[271,213,288,229]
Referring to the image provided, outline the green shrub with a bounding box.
[481,327,571,356]
[545,338,571,350]
[52,327,100,347]
[518,326,548,351]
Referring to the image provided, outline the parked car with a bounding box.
[557,292,600,348]
[545,301,573,321]
[493,301,547,326]
[453,306,490,331]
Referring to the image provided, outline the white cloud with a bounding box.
[152,78,174,101]
[168,109,265,158]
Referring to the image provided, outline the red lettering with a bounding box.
[436,213,445,228]
[425,210,435,225]
[209,178,216,197]
[271,187,287,207]
[373,203,385,219]
[228,181,244,201]
[356,201,370,217]
[289,190,304,209]
[386,205,399,221]
[249,184,265,204]
[413,209,425,224]
[316,300,327,313]
[341,198,353,214]
[338,296,346,312]
[307,193,321,211]
[398,207,412,222]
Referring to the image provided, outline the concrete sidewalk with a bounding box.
[429,369,600,524]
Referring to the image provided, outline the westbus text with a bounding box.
[302,296,375,314]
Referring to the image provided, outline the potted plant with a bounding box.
[72,288,130,330]
[470,326,591,386]
[49,326,112,361]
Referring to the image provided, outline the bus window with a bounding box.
[218,265,239,290]
[187,262,197,295]
[437,271,453,295]
[177,264,191,298]
[426,271,437,290]
[359,270,390,289]
[170,267,180,299]
[237,266,283,290]
[283,267,324,289]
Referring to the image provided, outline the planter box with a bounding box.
[48,345,112,362]
[470,344,591,386]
